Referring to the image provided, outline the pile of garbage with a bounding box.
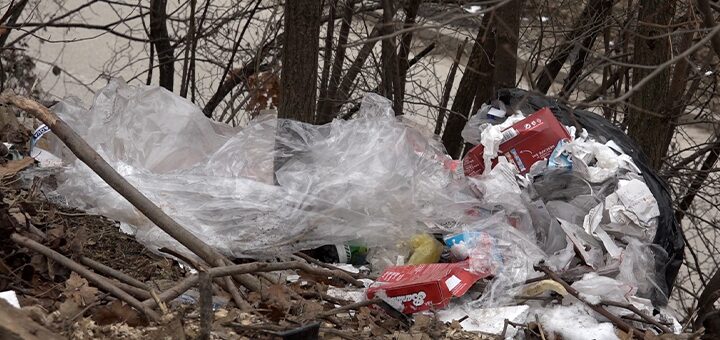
[19,80,686,338]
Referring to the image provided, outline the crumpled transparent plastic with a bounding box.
[463,213,546,307]
[616,237,668,304]
[50,79,481,257]
[467,159,534,239]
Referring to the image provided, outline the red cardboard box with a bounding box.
[463,107,570,176]
[366,262,488,314]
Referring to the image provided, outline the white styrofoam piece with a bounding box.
[437,304,529,338]
[0,291,20,308]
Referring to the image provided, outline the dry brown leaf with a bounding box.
[64,272,99,305]
[370,323,388,336]
[299,300,324,319]
[47,226,65,241]
[58,299,82,319]
[265,284,291,310]
[30,254,47,274]
[10,211,27,227]
[411,314,433,333]
[92,300,147,327]
[0,158,34,179]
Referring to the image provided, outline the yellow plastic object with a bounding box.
[406,233,444,265]
[522,279,568,297]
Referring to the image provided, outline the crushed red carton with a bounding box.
[366,262,488,314]
[463,107,571,176]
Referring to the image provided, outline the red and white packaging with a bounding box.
[366,262,489,314]
[463,107,570,176]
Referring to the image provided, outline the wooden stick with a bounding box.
[0,94,226,268]
[145,260,363,309]
[211,261,364,288]
[535,263,643,337]
[11,233,161,322]
[0,93,267,294]
[80,256,149,290]
[159,248,250,309]
[142,275,197,308]
[601,299,673,333]
[316,298,381,318]
[149,289,169,315]
[198,270,213,340]
[111,279,152,300]
[222,276,252,311]
[294,252,368,280]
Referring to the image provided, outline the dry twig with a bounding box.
[535,263,643,337]
[11,233,162,322]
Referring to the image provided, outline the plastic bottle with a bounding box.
[303,243,368,265]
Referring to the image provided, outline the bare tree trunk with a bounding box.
[278,0,321,123]
[493,0,523,89]
[330,26,382,117]
[150,0,175,91]
[202,43,272,117]
[559,1,616,99]
[0,0,29,47]
[317,0,354,124]
[436,39,467,136]
[470,24,497,118]
[0,0,29,92]
[675,140,720,223]
[534,0,614,94]
[317,0,338,117]
[624,0,676,170]
[180,0,197,98]
[396,0,422,115]
[380,0,402,113]
[441,14,494,158]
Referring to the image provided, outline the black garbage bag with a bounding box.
[493,88,683,306]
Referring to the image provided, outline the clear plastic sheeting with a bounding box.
[50,79,481,257]
[463,213,545,307]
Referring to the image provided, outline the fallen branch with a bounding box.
[0,94,220,263]
[145,260,363,309]
[601,299,672,333]
[221,275,252,311]
[300,291,353,306]
[143,275,197,308]
[159,247,251,310]
[11,233,161,322]
[319,327,356,340]
[0,93,261,295]
[316,298,382,318]
[80,256,149,290]
[294,252,369,280]
[198,270,213,340]
[209,261,364,287]
[535,263,643,338]
[111,278,152,300]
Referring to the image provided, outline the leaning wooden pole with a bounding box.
[0,93,254,307]
[1,93,220,263]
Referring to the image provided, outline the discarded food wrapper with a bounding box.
[444,231,501,267]
[464,107,571,176]
[407,233,444,265]
[366,262,489,314]
[548,139,572,170]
